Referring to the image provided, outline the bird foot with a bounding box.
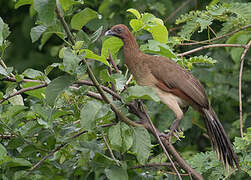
[160,128,181,141]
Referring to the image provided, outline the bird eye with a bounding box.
[114,27,122,33]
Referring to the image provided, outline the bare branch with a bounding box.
[179,24,251,46]
[177,44,246,57]
[55,6,75,45]
[130,162,174,169]
[165,0,193,23]
[76,80,122,101]
[107,51,120,73]
[4,76,44,83]
[126,101,204,180]
[140,103,182,180]
[120,74,133,93]
[0,84,47,104]
[239,40,251,138]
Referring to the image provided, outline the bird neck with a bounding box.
[123,33,141,55]
[122,33,142,64]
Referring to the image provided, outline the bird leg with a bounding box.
[161,106,189,140]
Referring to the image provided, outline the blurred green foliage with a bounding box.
[0,0,250,179]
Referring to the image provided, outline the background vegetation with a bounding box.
[0,0,250,179]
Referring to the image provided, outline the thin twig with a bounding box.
[3,77,122,102]
[76,80,122,101]
[130,162,174,169]
[165,0,193,23]
[29,130,87,173]
[177,44,246,57]
[208,26,217,38]
[0,84,47,103]
[239,40,251,138]
[120,74,133,93]
[4,76,44,83]
[179,24,251,46]
[107,51,120,73]
[0,57,15,78]
[102,132,120,166]
[87,91,103,100]
[55,6,75,45]
[140,103,182,180]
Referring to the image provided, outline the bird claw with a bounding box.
[160,129,181,141]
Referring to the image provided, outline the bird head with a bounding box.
[105,24,130,40]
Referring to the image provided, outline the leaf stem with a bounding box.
[177,44,246,56]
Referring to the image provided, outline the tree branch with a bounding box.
[177,44,246,57]
[55,5,75,45]
[239,40,251,138]
[0,83,47,104]
[179,24,251,46]
[126,101,204,180]
[140,103,182,180]
[165,0,193,23]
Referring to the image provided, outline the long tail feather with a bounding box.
[202,107,240,171]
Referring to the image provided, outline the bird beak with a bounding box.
[105,30,115,36]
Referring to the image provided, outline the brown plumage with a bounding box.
[105,24,240,170]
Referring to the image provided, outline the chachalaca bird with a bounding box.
[105,24,239,170]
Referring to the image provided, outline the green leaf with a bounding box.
[0,144,7,158]
[44,63,61,75]
[100,69,115,84]
[22,82,45,99]
[127,8,141,19]
[5,158,32,168]
[63,48,81,74]
[132,127,151,164]
[0,17,10,46]
[91,26,103,43]
[39,22,65,48]
[34,0,56,26]
[80,100,102,130]
[124,85,160,102]
[226,31,251,63]
[148,23,168,43]
[111,74,127,91]
[121,123,133,152]
[8,90,24,106]
[79,49,109,66]
[105,166,128,180]
[73,41,84,50]
[45,75,75,106]
[7,105,27,119]
[71,8,98,30]
[108,123,122,150]
[129,19,144,32]
[0,65,9,76]
[59,0,81,11]
[22,68,44,79]
[196,16,213,33]
[30,25,47,43]
[101,37,123,59]
[140,40,176,59]
[15,0,33,9]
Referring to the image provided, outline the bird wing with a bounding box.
[147,55,209,108]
